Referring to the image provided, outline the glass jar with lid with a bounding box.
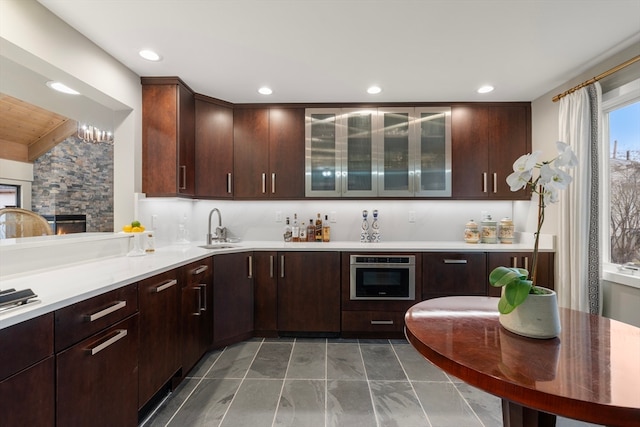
[499,217,514,244]
[464,220,480,243]
[481,215,497,244]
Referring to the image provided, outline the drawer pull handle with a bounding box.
[493,172,498,193]
[271,173,276,194]
[261,173,266,194]
[227,172,232,194]
[482,172,488,193]
[371,320,394,325]
[192,265,208,275]
[248,255,253,279]
[86,300,126,322]
[280,255,285,278]
[443,259,467,264]
[155,279,178,293]
[89,329,127,356]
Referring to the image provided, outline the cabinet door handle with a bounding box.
[227,173,232,194]
[261,173,266,194]
[269,255,274,278]
[493,173,498,193]
[482,172,488,193]
[443,259,467,264]
[248,255,253,279]
[198,284,207,312]
[280,255,285,278]
[179,165,187,190]
[193,287,202,315]
[192,265,208,275]
[271,173,276,194]
[155,279,178,293]
[371,320,394,325]
[523,256,529,271]
[88,329,127,356]
[86,300,126,322]
[511,256,518,268]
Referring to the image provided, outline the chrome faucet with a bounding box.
[207,208,226,244]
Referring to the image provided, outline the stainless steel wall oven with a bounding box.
[350,255,416,300]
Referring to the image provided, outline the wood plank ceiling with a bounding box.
[0,93,78,163]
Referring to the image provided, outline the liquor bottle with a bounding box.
[283,217,292,242]
[292,213,300,242]
[307,220,316,242]
[299,221,307,241]
[322,214,331,242]
[315,213,323,242]
[371,209,380,243]
[360,210,370,243]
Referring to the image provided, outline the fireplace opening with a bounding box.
[43,214,87,235]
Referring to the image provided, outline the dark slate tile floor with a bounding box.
[140,338,603,427]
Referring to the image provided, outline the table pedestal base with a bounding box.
[502,400,556,427]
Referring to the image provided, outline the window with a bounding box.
[602,78,640,272]
[0,184,20,208]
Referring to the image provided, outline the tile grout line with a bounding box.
[389,341,434,427]
[357,339,381,427]
[324,339,328,427]
[451,381,489,427]
[159,346,228,427]
[216,338,265,427]
[270,338,296,427]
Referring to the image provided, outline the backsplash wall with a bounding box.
[137,196,535,246]
[32,134,114,232]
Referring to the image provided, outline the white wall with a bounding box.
[0,0,141,229]
[137,197,525,245]
[0,159,33,208]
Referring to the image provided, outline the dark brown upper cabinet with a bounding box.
[233,107,305,199]
[142,77,195,197]
[451,104,531,200]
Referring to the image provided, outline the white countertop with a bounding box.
[0,235,553,329]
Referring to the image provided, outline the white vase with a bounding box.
[499,287,561,339]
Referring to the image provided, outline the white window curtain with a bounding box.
[558,83,602,314]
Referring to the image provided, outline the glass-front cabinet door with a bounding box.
[305,107,452,198]
[305,109,342,197]
[342,109,377,197]
[376,108,416,196]
[414,107,451,197]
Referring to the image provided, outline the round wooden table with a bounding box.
[404,296,640,427]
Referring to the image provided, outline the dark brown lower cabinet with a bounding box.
[254,251,278,336]
[56,314,139,427]
[180,257,213,375]
[423,252,487,299]
[277,251,340,333]
[138,270,181,409]
[487,252,555,297]
[213,252,254,348]
[0,313,54,427]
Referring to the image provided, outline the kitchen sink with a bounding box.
[198,243,238,250]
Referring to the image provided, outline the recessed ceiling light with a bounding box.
[46,81,80,95]
[367,86,382,94]
[258,87,273,95]
[477,85,494,94]
[139,49,161,61]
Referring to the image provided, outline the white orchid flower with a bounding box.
[540,164,573,190]
[555,141,578,167]
[506,169,532,191]
[541,185,559,204]
[512,151,541,173]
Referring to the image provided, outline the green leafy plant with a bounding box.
[489,141,577,314]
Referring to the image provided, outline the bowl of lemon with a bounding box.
[123,221,147,256]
